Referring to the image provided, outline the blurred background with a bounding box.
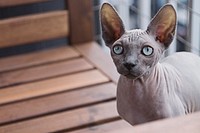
[0,0,200,57]
[97,0,200,56]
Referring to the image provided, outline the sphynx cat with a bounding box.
[100,3,200,125]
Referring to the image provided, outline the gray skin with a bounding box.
[116,31,200,125]
[100,3,200,125]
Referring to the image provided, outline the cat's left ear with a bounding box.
[147,4,177,48]
[100,3,125,47]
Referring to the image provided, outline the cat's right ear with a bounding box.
[146,4,177,48]
[100,3,125,48]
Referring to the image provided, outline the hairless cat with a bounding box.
[100,3,200,125]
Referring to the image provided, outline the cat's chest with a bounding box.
[116,76,155,105]
[116,76,168,124]
[116,78,143,122]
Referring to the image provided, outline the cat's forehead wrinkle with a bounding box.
[129,29,147,38]
[119,29,148,45]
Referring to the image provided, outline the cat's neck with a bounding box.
[143,63,165,94]
[117,63,167,98]
[143,63,163,84]
[117,63,167,124]
[119,62,181,95]
[117,62,184,125]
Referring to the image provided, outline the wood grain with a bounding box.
[106,112,200,133]
[133,111,200,133]
[75,42,119,83]
[0,0,50,7]
[67,0,94,44]
[0,58,93,87]
[69,120,131,133]
[0,83,116,125]
[0,11,69,48]
[0,70,109,105]
[0,101,119,133]
[0,46,79,72]
[0,0,122,133]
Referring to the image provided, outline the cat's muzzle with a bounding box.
[123,62,137,70]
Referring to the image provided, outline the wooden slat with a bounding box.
[133,111,200,133]
[0,11,69,48]
[106,127,133,133]
[0,101,119,133]
[0,83,116,125]
[67,0,94,44]
[0,46,79,72]
[75,42,119,83]
[0,0,50,7]
[0,70,109,105]
[69,120,131,133]
[0,58,93,87]
[107,112,200,133]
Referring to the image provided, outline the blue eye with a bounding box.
[142,46,153,56]
[113,45,123,55]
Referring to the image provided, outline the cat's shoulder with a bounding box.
[160,52,200,68]
[161,52,200,62]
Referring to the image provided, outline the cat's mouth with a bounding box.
[117,65,148,79]
[123,70,147,79]
[123,71,141,79]
[117,67,140,79]
[124,73,138,79]
[120,65,151,79]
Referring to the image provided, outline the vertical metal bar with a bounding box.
[185,0,192,52]
[138,0,151,30]
[191,0,200,55]
[117,0,130,30]
[167,0,177,54]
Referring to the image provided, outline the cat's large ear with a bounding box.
[100,3,125,47]
[147,4,177,48]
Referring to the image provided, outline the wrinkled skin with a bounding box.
[116,33,200,125]
[100,3,200,125]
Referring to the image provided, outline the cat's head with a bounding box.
[100,3,177,79]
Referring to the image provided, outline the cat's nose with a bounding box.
[123,62,137,70]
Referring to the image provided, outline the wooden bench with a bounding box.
[0,0,133,132]
[106,111,200,133]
